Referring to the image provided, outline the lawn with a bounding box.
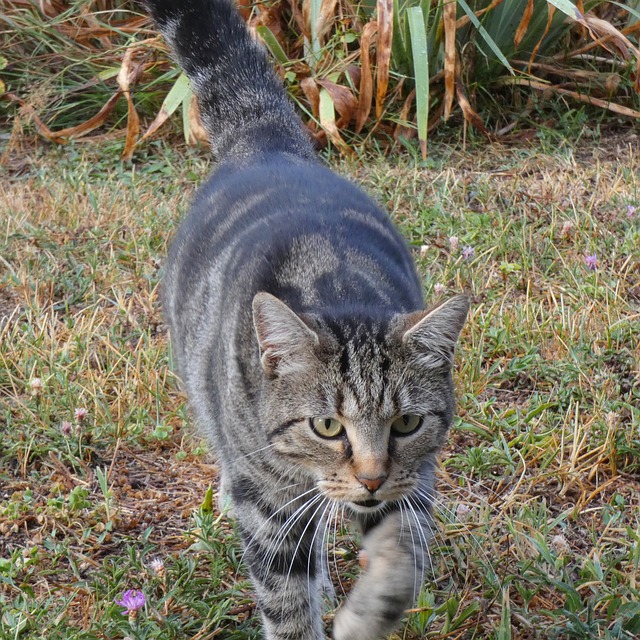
[1,129,639,639]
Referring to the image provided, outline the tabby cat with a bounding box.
[145,1,470,638]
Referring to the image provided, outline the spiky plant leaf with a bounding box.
[408,6,430,158]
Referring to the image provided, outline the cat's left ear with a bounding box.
[400,295,470,368]
[252,292,319,378]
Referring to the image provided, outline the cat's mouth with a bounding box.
[350,498,383,511]
[353,499,381,507]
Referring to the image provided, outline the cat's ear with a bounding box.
[252,292,319,378]
[400,295,470,368]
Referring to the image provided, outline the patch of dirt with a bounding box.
[0,441,221,572]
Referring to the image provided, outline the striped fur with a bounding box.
[146,1,469,638]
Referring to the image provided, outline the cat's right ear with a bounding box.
[252,292,319,378]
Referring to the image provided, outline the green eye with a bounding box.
[391,414,423,436]
[311,417,344,438]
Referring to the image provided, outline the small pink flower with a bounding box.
[456,503,471,519]
[29,378,43,396]
[584,254,598,271]
[462,245,475,260]
[74,407,88,422]
[115,589,146,614]
[627,204,637,218]
[560,221,573,237]
[60,421,73,436]
[434,283,446,295]
[149,558,165,576]
[448,236,459,252]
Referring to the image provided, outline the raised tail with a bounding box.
[144,0,315,160]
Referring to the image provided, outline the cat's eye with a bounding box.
[311,417,344,438]
[391,414,423,436]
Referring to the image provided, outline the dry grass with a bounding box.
[1,132,639,638]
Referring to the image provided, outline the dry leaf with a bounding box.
[4,91,122,143]
[455,0,505,29]
[187,95,209,145]
[375,0,393,119]
[502,77,640,118]
[356,21,377,133]
[579,14,640,90]
[301,77,321,118]
[317,79,358,128]
[318,88,350,154]
[455,68,487,134]
[528,4,556,70]
[443,0,457,121]
[514,0,534,49]
[117,46,144,161]
[317,0,339,43]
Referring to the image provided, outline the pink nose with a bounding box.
[357,475,386,493]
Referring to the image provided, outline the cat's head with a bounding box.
[252,292,469,513]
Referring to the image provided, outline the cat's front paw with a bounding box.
[332,605,368,640]
[332,604,389,640]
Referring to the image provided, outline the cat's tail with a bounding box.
[144,0,315,161]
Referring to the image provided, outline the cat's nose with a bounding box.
[357,474,387,493]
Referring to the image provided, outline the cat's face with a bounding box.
[253,293,469,512]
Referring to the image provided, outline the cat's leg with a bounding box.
[216,471,234,516]
[232,485,326,640]
[332,504,430,640]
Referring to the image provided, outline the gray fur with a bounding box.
[145,1,470,638]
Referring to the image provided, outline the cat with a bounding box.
[144,1,470,638]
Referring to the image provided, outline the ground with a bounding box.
[1,130,639,639]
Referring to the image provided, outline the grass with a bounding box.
[1,127,639,639]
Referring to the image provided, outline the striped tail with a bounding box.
[144,0,315,160]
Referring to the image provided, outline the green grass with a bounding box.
[1,129,639,639]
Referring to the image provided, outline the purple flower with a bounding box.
[627,204,637,218]
[115,590,146,614]
[462,245,475,260]
[60,421,73,436]
[74,407,88,422]
[584,254,598,271]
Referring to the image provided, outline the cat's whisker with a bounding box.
[282,496,330,608]
[232,442,279,461]
[439,468,502,503]
[403,496,431,596]
[442,487,500,516]
[237,487,320,579]
[322,502,344,594]
[417,489,501,587]
[316,501,332,600]
[332,504,348,598]
[435,481,501,522]
[260,492,326,578]
[326,503,346,596]
[397,500,419,604]
[306,498,334,600]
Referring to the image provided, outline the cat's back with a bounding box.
[163,153,423,360]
